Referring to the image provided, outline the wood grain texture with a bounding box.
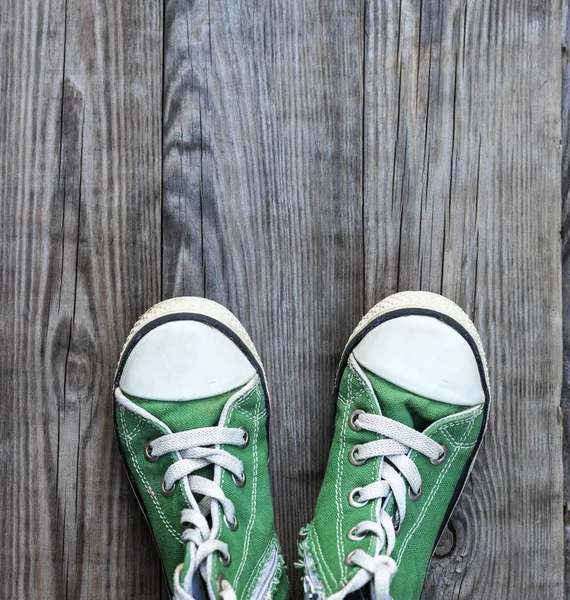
[162,3,365,595]
[362,0,563,597]
[562,2,570,597]
[1,0,565,598]
[163,0,565,598]
[0,0,163,597]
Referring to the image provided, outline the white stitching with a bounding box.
[440,428,478,449]
[335,372,350,579]
[233,400,261,588]
[119,406,182,542]
[213,382,262,589]
[117,408,145,442]
[394,414,478,565]
[124,414,146,441]
[309,523,337,589]
[423,405,483,434]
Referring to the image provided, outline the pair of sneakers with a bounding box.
[113,291,491,600]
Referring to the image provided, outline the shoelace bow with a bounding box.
[115,388,244,600]
[346,411,445,600]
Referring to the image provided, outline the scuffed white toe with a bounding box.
[352,314,485,406]
[119,320,256,401]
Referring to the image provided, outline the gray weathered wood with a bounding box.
[162,1,565,598]
[162,2,365,595]
[1,0,566,598]
[0,0,163,597]
[362,1,563,597]
[562,1,570,597]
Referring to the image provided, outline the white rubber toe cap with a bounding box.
[119,320,257,401]
[352,314,485,406]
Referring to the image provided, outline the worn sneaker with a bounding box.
[114,297,289,600]
[300,291,490,600]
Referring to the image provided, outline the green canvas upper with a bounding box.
[115,375,288,599]
[301,358,485,600]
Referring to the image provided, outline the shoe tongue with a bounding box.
[127,389,237,432]
[361,368,462,432]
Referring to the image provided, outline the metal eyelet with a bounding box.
[224,514,238,532]
[232,471,246,487]
[347,526,366,541]
[408,483,423,502]
[348,409,365,431]
[144,441,158,462]
[348,487,369,508]
[348,445,366,466]
[220,549,232,567]
[161,479,176,497]
[345,550,357,566]
[238,427,250,448]
[430,444,448,465]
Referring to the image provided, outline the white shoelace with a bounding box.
[115,389,244,600]
[154,427,246,600]
[346,411,445,600]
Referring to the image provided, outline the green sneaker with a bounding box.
[300,291,490,600]
[114,297,289,600]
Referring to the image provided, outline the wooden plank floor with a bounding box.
[1,1,565,599]
[562,2,570,598]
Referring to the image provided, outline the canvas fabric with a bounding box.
[115,378,288,598]
[301,358,484,600]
